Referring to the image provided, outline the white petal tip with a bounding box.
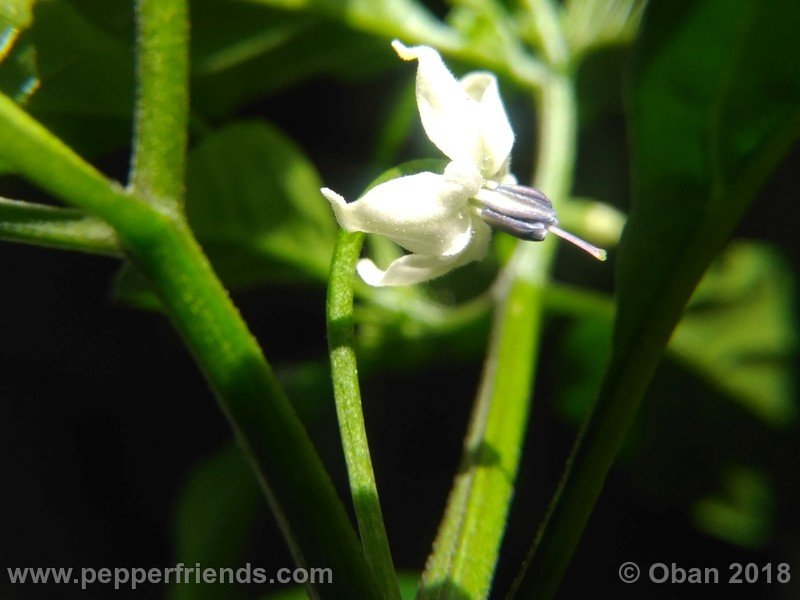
[391,40,415,61]
[356,259,388,287]
[321,187,357,231]
[320,187,344,204]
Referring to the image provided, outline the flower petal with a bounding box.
[392,40,513,178]
[356,217,492,287]
[357,255,459,286]
[460,73,514,179]
[322,172,472,256]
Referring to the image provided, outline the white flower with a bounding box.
[322,41,604,287]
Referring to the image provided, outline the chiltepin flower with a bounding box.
[321,40,605,287]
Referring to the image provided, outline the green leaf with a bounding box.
[191,1,391,116]
[25,0,133,117]
[171,444,263,600]
[557,243,797,429]
[0,0,34,29]
[0,0,135,158]
[114,120,337,307]
[186,121,336,282]
[445,0,529,69]
[242,0,455,47]
[692,465,774,549]
[671,243,797,428]
[515,0,800,596]
[561,0,645,60]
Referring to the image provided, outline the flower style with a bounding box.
[321,41,604,287]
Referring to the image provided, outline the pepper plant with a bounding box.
[1,0,798,598]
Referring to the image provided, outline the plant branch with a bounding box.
[418,73,578,600]
[327,230,401,600]
[245,0,549,89]
[121,216,379,599]
[0,197,120,256]
[0,75,379,600]
[130,0,190,210]
[0,93,145,227]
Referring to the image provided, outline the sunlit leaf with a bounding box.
[0,0,34,29]
[185,121,336,283]
[613,0,800,418]
[671,243,796,427]
[241,0,455,47]
[115,120,337,308]
[693,465,774,549]
[562,0,646,59]
[518,2,800,591]
[558,243,797,429]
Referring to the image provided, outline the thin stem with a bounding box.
[130,0,189,210]
[122,216,380,599]
[0,83,379,600]
[245,0,549,89]
[0,93,146,228]
[327,230,401,600]
[418,74,577,600]
[522,0,570,69]
[0,197,121,256]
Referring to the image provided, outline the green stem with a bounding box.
[122,216,379,599]
[0,93,145,227]
[417,73,577,600]
[0,92,378,600]
[130,0,189,210]
[327,230,401,600]
[0,197,121,256]
[246,0,548,89]
[522,0,570,68]
[504,80,586,600]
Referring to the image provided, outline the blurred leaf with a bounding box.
[171,444,263,600]
[559,243,797,429]
[521,1,800,593]
[671,243,796,427]
[372,79,416,170]
[0,0,134,158]
[0,0,34,29]
[191,0,391,116]
[445,0,527,67]
[693,465,774,549]
[186,121,336,282]
[241,0,455,47]
[575,47,627,126]
[24,0,133,116]
[115,120,336,307]
[556,318,611,423]
[615,0,800,407]
[562,0,646,60]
